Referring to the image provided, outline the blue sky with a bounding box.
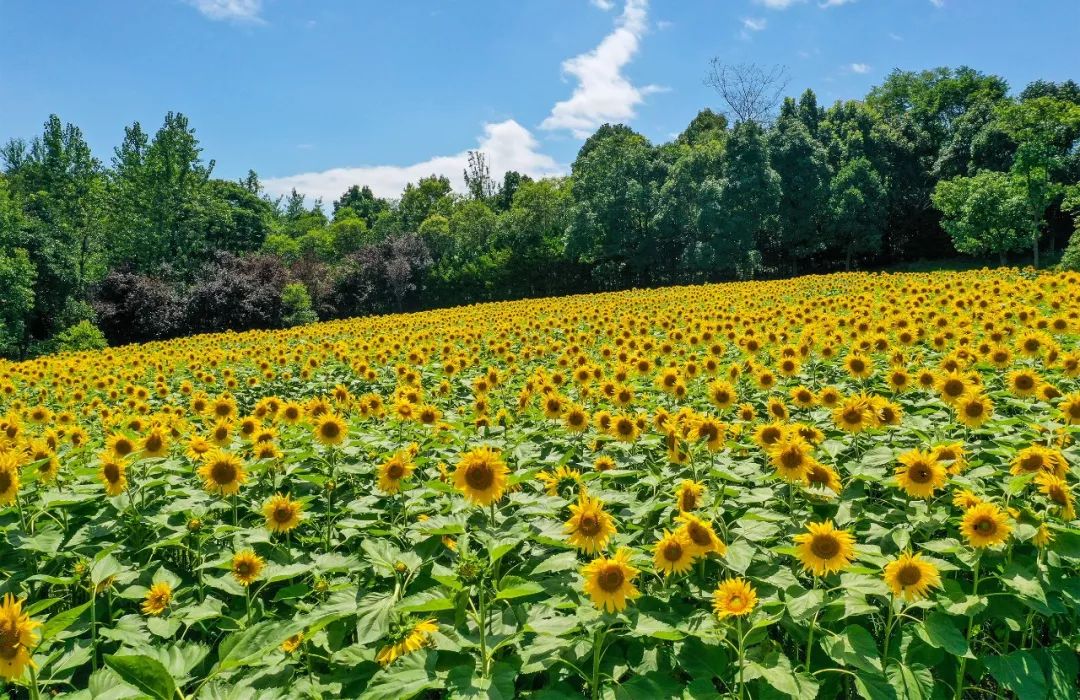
[2,0,1078,203]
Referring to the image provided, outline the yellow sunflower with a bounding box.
[198,450,247,496]
[1010,445,1065,478]
[0,454,20,506]
[1060,392,1080,426]
[231,550,265,587]
[652,530,695,576]
[0,593,40,680]
[537,465,583,498]
[894,449,947,499]
[1036,473,1076,520]
[141,582,173,616]
[313,413,348,446]
[376,619,438,666]
[882,551,941,601]
[263,493,303,533]
[712,578,758,619]
[98,455,128,497]
[793,520,856,576]
[453,446,510,506]
[581,548,640,613]
[768,434,813,483]
[805,463,843,494]
[954,392,993,428]
[960,503,1011,548]
[676,480,705,512]
[565,493,616,554]
[951,489,983,510]
[378,452,416,494]
[676,512,727,556]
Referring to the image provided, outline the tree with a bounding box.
[768,114,830,271]
[281,282,318,326]
[501,178,577,296]
[399,175,453,232]
[827,156,886,270]
[932,171,1029,264]
[464,151,495,201]
[186,253,288,333]
[995,97,1080,266]
[688,121,779,279]
[566,125,662,288]
[332,184,388,227]
[675,109,728,147]
[492,171,531,212]
[704,62,790,124]
[0,248,35,357]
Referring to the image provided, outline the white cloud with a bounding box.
[540,0,662,138]
[755,0,805,9]
[263,120,563,203]
[819,0,857,7]
[930,0,944,7]
[185,0,263,22]
[849,62,871,74]
[591,0,615,9]
[742,17,767,31]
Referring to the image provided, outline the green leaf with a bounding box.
[40,601,91,642]
[822,624,882,673]
[91,553,125,586]
[984,651,1046,700]
[854,671,897,700]
[447,660,516,700]
[885,662,932,700]
[495,576,544,600]
[745,651,819,700]
[355,590,397,644]
[918,612,970,658]
[359,650,440,700]
[215,619,305,672]
[103,654,176,700]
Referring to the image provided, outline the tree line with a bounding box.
[1,65,1079,358]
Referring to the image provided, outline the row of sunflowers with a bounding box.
[0,269,1078,698]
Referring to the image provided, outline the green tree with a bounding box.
[281,282,318,326]
[769,114,830,272]
[995,97,1080,266]
[501,178,576,296]
[399,175,453,232]
[827,156,886,270]
[0,247,35,357]
[332,184,388,227]
[932,171,1029,264]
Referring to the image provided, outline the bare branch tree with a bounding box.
[464,150,495,200]
[704,61,791,124]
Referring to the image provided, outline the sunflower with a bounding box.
[141,582,173,616]
[0,454,20,506]
[844,352,873,379]
[676,512,727,556]
[538,466,583,498]
[818,386,842,408]
[1006,369,1040,398]
[186,435,213,461]
[894,449,947,499]
[1033,523,1054,548]
[98,454,128,496]
[954,392,993,429]
[768,435,813,483]
[140,426,169,459]
[453,447,509,506]
[708,380,736,410]
[313,413,348,446]
[931,442,967,474]
[832,395,875,433]
[378,452,416,494]
[279,401,305,424]
[712,578,758,619]
[0,593,40,680]
[790,385,816,408]
[676,480,705,512]
[960,503,1012,548]
[752,422,787,449]
[375,619,438,666]
[805,463,843,493]
[693,416,726,451]
[594,455,616,472]
[106,432,136,458]
[231,550,265,587]
[281,632,305,654]
[951,489,983,510]
[581,548,640,613]
[563,405,590,432]
[197,450,247,496]
[882,551,941,601]
[653,530,695,576]
[263,493,303,533]
[1060,392,1080,426]
[793,520,856,576]
[565,493,616,554]
[1010,445,1064,478]
[1036,473,1076,520]
[609,415,639,443]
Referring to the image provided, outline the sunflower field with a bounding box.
[1,269,1079,699]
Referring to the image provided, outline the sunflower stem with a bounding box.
[590,623,607,700]
[882,598,898,662]
[954,554,983,700]
[805,576,820,673]
[478,586,489,677]
[29,660,40,700]
[736,616,746,700]
[244,585,252,626]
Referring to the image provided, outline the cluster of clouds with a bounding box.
[183,0,948,203]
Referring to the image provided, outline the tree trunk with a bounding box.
[999,251,1006,267]
[1033,230,1040,269]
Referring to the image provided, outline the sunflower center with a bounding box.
[780,449,804,470]
[728,595,744,610]
[1019,454,1043,472]
[578,514,601,536]
[810,534,841,560]
[597,566,625,592]
[0,472,11,493]
[1014,375,1034,390]
[974,517,996,535]
[145,435,163,452]
[688,522,711,546]
[616,420,634,436]
[320,422,341,439]
[897,564,923,586]
[115,439,133,456]
[211,460,237,484]
[0,626,18,659]
[386,462,405,480]
[850,359,865,373]
[274,506,294,523]
[465,463,494,491]
[943,380,964,397]
[236,562,251,576]
[103,463,120,483]
[663,541,683,562]
[908,463,932,483]
[842,409,862,425]
[964,401,984,418]
[681,492,698,510]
